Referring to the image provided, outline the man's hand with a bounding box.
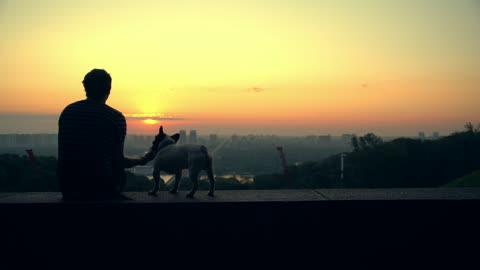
[138,157,148,166]
[138,151,155,166]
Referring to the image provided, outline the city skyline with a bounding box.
[0,126,443,141]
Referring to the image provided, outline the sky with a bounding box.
[1,0,479,136]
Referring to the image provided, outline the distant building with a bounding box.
[179,130,187,144]
[15,134,33,147]
[418,132,426,141]
[32,135,43,146]
[31,134,55,146]
[0,135,13,147]
[432,132,440,139]
[126,135,147,147]
[7,135,16,147]
[231,134,239,145]
[238,135,257,145]
[209,134,218,145]
[341,134,356,142]
[140,136,147,145]
[189,130,197,144]
[146,136,154,146]
[47,134,57,146]
[0,134,58,148]
[305,135,317,144]
[317,135,332,143]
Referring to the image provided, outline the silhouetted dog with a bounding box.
[146,126,215,198]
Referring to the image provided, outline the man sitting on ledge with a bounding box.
[57,69,153,201]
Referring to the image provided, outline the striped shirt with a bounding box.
[57,99,127,200]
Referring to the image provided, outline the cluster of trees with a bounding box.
[0,154,57,192]
[256,123,480,189]
[0,153,156,192]
[343,124,480,188]
[351,133,384,151]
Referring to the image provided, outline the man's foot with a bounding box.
[148,190,158,196]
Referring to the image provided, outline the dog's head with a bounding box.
[149,126,180,154]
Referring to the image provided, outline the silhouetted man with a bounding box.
[57,69,151,200]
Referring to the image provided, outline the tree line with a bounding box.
[254,122,480,189]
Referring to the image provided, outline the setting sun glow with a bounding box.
[143,119,159,125]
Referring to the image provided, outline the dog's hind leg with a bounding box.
[186,169,199,198]
[148,168,161,196]
[169,170,182,194]
[206,155,215,197]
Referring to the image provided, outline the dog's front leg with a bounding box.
[186,169,199,198]
[148,168,161,196]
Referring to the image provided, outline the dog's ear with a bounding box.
[159,125,164,135]
[171,133,180,143]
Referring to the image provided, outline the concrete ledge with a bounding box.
[2,188,480,203]
[316,187,480,200]
[0,189,325,203]
[2,189,480,266]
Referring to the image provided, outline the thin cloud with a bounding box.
[125,113,185,121]
[247,87,266,93]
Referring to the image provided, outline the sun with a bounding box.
[143,119,159,125]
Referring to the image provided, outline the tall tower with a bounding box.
[179,130,187,144]
[209,134,218,145]
[189,130,197,144]
[418,132,426,141]
[275,146,291,188]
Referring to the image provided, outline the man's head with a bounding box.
[82,69,112,102]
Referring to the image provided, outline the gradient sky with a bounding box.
[1,0,479,136]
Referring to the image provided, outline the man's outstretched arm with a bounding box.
[122,153,153,168]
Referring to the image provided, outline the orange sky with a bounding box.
[1,0,479,135]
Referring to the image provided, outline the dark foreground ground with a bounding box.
[1,189,479,267]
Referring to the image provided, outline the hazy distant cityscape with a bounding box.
[0,130,443,149]
[0,130,443,182]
